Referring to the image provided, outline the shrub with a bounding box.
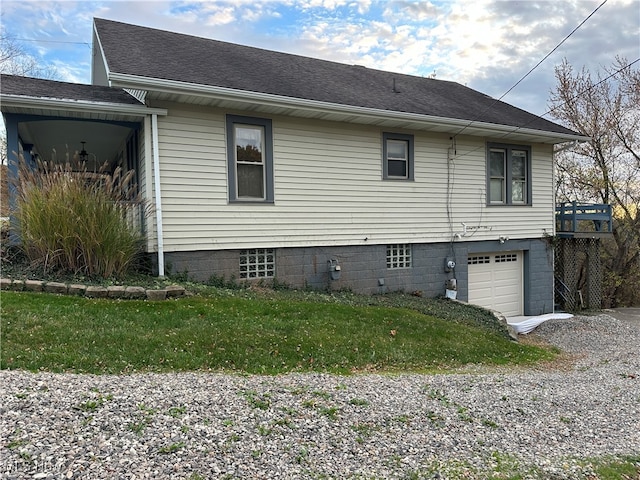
[12,156,149,278]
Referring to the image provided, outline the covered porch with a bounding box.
[1,75,166,185]
[1,74,168,271]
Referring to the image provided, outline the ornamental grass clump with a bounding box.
[13,155,148,278]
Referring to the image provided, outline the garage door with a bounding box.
[468,251,523,316]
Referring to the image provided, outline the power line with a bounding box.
[454,0,609,138]
[497,0,608,102]
[450,57,640,162]
[12,38,90,47]
[541,57,640,119]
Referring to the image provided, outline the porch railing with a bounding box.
[117,201,145,235]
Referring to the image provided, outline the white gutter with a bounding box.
[108,73,590,143]
[151,113,165,278]
[0,94,168,117]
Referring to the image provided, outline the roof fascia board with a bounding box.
[0,94,168,117]
[109,73,589,143]
[91,22,111,86]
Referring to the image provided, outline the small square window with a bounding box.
[386,244,412,269]
[239,248,275,279]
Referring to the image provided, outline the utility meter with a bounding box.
[445,258,456,272]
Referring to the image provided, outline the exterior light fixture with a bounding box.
[79,141,88,162]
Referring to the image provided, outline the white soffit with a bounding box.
[109,74,589,145]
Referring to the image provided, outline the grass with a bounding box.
[0,287,556,375]
[589,455,640,480]
[387,453,640,480]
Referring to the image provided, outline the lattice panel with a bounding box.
[555,238,602,310]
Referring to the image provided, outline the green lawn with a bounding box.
[0,289,556,374]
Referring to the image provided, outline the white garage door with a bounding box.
[468,251,523,316]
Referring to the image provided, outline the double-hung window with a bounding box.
[487,143,531,205]
[226,115,274,203]
[383,132,414,180]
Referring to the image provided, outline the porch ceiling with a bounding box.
[1,94,165,168]
[17,119,133,169]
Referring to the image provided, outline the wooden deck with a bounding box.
[556,202,613,238]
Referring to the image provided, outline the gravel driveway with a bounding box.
[1,314,639,479]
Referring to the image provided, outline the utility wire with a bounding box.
[508,56,639,136]
[12,38,91,47]
[454,0,609,138]
[450,56,640,161]
[540,57,639,119]
[497,0,608,102]
[443,55,636,241]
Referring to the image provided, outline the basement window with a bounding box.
[239,248,275,279]
[387,244,412,269]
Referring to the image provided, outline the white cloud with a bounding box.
[1,0,637,117]
[382,0,442,22]
[298,0,350,10]
[286,0,638,114]
[350,0,372,15]
[202,5,236,25]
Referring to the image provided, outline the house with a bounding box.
[1,18,590,316]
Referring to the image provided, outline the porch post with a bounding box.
[4,114,20,204]
[4,114,22,244]
[151,113,165,277]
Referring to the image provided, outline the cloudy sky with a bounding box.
[1,0,639,118]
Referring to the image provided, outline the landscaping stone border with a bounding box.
[0,277,186,301]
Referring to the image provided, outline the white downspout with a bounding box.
[551,145,557,313]
[151,113,165,277]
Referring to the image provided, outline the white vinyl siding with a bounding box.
[151,103,556,252]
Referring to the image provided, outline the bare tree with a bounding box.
[1,25,60,166]
[550,57,640,306]
[0,27,58,78]
[0,131,6,166]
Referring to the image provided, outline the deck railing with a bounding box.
[555,201,613,237]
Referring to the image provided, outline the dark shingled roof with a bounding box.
[94,18,579,137]
[0,74,142,105]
